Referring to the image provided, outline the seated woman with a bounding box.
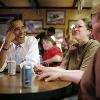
[34,18,100,96]
[41,36,63,67]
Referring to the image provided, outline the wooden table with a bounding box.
[0,73,72,100]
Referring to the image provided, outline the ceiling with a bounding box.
[0,0,92,9]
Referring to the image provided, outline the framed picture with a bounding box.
[68,20,77,32]
[67,20,77,41]
[46,10,65,25]
[24,20,43,34]
[54,28,64,42]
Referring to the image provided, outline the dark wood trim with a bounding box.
[0,7,91,9]
[42,7,91,9]
[34,0,40,8]
[28,0,35,8]
[28,0,40,8]
[72,0,78,8]
[0,1,7,7]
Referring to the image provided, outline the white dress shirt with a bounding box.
[0,36,40,72]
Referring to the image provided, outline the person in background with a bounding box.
[36,27,55,40]
[47,27,55,36]
[35,27,56,56]
[34,3,100,100]
[0,19,40,72]
[32,25,45,38]
[41,36,63,67]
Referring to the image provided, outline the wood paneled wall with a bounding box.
[0,8,91,37]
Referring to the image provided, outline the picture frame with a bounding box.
[67,20,77,41]
[54,28,64,42]
[68,20,77,33]
[46,10,65,25]
[24,20,43,34]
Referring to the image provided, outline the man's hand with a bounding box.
[2,31,15,50]
[5,31,15,43]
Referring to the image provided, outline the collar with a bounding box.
[11,36,29,48]
[11,42,25,48]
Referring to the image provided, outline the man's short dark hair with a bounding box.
[10,18,22,23]
[47,27,55,35]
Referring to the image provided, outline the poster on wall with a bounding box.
[24,20,43,34]
[0,14,22,44]
[46,10,65,25]
[55,28,64,42]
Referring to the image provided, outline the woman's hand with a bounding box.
[34,64,45,74]
[37,70,62,82]
[33,66,65,82]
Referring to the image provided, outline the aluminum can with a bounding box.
[21,65,32,87]
[7,60,16,75]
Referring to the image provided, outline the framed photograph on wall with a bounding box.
[55,28,64,42]
[67,20,77,41]
[24,20,43,34]
[68,20,77,33]
[46,10,65,25]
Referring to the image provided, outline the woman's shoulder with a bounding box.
[96,46,100,53]
[87,39,100,48]
[89,39,100,44]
